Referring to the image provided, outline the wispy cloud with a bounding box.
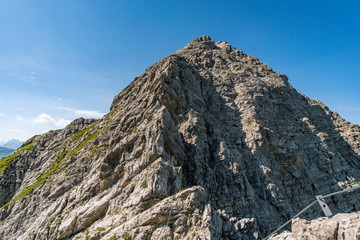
[57,107,105,118]
[15,116,27,122]
[33,113,71,127]
[52,96,62,101]
[0,113,5,117]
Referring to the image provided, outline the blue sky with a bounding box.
[0,0,359,142]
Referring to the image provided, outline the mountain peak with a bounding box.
[183,35,216,50]
[1,37,360,240]
[192,35,212,42]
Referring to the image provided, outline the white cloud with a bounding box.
[15,116,27,122]
[33,113,71,127]
[0,113,5,117]
[57,107,105,118]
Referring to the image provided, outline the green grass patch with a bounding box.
[69,131,100,157]
[19,144,34,151]
[140,180,148,189]
[1,150,67,209]
[73,128,89,140]
[96,227,105,231]
[109,235,117,240]
[0,144,34,173]
[26,136,36,143]
[1,120,104,209]
[46,218,55,232]
[73,122,98,140]
[122,232,132,240]
[0,152,21,173]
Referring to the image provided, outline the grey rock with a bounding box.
[271,211,360,240]
[1,35,360,239]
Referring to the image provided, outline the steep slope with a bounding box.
[1,36,360,240]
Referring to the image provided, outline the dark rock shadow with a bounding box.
[252,83,360,233]
[162,55,360,238]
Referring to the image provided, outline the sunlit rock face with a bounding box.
[271,211,360,240]
[1,36,360,240]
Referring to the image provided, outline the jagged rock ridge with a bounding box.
[0,35,360,239]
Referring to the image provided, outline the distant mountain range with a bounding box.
[0,139,24,150]
[0,147,15,158]
[0,139,24,158]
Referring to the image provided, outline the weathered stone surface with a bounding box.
[0,35,360,239]
[293,212,360,240]
[270,211,360,240]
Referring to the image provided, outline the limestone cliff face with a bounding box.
[1,36,360,240]
[271,211,360,240]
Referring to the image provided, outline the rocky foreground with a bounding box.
[271,211,360,239]
[1,36,360,239]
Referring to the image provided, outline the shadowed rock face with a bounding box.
[0,36,360,240]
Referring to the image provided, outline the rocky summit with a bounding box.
[1,35,360,240]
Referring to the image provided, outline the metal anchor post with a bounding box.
[316,195,333,217]
[264,185,360,239]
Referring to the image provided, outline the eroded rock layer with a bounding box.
[1,36,360,240]
[271,211,360,240]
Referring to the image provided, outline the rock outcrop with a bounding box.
[1,35,360,239]
[270,211,360,239]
